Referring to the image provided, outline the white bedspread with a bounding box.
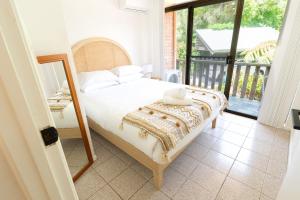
[81,78,222,163]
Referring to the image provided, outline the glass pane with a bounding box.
[227,0,288,117]
[190,1,237,91]
[164,9,188,84]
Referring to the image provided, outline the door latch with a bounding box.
[226,55,235,65]
[40,126,58,146]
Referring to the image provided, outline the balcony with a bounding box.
[176,57,271,117]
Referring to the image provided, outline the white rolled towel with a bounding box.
[162,96,193,106]
[163,88,187,100]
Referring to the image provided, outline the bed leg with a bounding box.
[212,118,217,129]
[153,166,164,190]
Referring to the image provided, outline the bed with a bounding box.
[72,37,227,189]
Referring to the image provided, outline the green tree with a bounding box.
[175,0,287,60]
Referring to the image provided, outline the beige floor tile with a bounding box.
[93,146,114,167]
[73,116,290,200]
[184,142,209,161]
[220,131,246,146]
[75,168,106,200]
[269,147,288,163]
[130,182,170,200]
[173,180,213,200]
[251,123,276,135]
[216,177,260,200]
[89,185,121,200]
[272,130,290,149]
[204,127,226,138]
[211,139,241,159]
[219,113,237,122]
[237,149,269,172]
[66,146,89,167]
[216,118,231,129]
[157,168,186,197]
[131,162,153,180]
[91,131,111,147]
[110,168,147,200]
[102,140,123,155]
[94,156,127,182]
[230,117,256,128]
[90,138,103,150]
[261,174,283,199]
[115,150,136,166]
[170,154,199,177]
[189,162,226,195]
[61,139,80,157]
[247,124,276,144]
[229,161,265,190]
[243,138,272,157]
[201,150,234,174]
[226,122,250,136]
[266,159,287,178]
[260,194,273,200]
[195,133,218,148]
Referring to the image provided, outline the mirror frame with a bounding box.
[37,54,93,182]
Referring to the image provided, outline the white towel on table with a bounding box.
[163,88,187,100]
[162,96,192,106]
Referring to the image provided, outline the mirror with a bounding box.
[37,54,93,181]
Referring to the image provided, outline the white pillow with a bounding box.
[77,70,118,91]
[111,65,142,77]
[81,81,118,93]
[118,73,144,83]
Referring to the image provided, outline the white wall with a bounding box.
[62,0,163,76]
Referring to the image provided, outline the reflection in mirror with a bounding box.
[37,57,91,179]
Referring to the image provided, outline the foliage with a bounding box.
[242,0,287,30]
[175,0,287,61]
[237,71,264,100]
[240,40,277,64]
[208,22,234,30]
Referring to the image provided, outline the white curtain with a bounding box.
[258,0,300,129]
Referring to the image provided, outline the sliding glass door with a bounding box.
[164,0,287,119]
[189,1,238,92]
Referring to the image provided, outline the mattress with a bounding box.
[80,78,223,164]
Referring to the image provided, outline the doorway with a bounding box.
[164,0,288,119]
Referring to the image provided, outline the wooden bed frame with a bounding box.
[72,37,217,189]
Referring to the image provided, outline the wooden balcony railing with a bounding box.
[176,58,271,101]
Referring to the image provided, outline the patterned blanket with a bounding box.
[122,86,228,157]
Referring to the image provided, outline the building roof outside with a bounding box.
[196,27,279,54]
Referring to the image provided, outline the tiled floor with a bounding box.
[74,113,290,200]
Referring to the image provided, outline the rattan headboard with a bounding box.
[72,37,132,72]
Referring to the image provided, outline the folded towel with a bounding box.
[162,96,193,106]
[164,88,187,100]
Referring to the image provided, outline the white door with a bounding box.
[0,0,78,199]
